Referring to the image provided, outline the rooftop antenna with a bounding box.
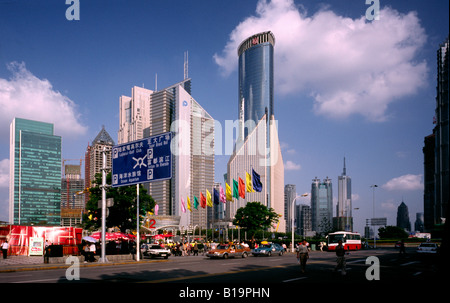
[184,51,189,80]
[155,73,157,92]
[343,157,346,176]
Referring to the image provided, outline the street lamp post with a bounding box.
[291,194,308,252]
[370,185,378,248]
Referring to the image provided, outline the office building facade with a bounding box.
[396,201,411,231]
[423,36,449,232]
[227,31,285,232]
[118,79,214,229]
[311,177,333,234]
[284,184,296,233]
[61,163,84,227]
[335,158,353,231]
[9,118,62,225]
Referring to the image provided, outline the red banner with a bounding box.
[0,225,82,256]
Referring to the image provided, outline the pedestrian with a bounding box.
[193,242,199,256]
[334,240,347,275]
[296,239,309,273]
[399,239,406,255]
[44,241,52,264]
[88,242,96,262]
[1,241,9,259]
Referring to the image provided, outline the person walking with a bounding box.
[399,239,407,256]
[296,239,309,273]
[334,240,347,275]
[1,241,9,259]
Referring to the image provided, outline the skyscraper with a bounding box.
[118,79,214,229]
[84,126,115,202]
[284,184,296,233]
[311,177,333,234]
[397,201,411,232]
[433,37,449,227]
[238,31,275,139]
[9,118,62,225]
[423,36,449,231]
[336,158,352,231]
[227,31,285,232]
[61,163,84,227]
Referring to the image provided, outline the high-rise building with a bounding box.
[423,36,449,231]
[397,201,411,231]
[297,204,312,237]
[9,118,62,225]
[284,184,296,233]
[415,212,424,232]
[227,31,285,232]
[335,158,352,231]
[84,126,115,202]
[118,79,214,229]
[433,37,449,227]
[61,163,84,227]
[311,177,333,234]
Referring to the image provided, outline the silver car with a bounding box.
[142,244,171,259]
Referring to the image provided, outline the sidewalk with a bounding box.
[0,254,163,273]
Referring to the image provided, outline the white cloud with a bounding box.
[214,0,428,122]
[285,160,301,170]
[0,159,8,188]
[382,174,423,191]
[0,62,88,140]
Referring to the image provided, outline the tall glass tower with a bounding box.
[238,31,275,139]
[311,177,333,234]
[9,118,62,225]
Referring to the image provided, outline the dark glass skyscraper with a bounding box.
[9,118,62,225]
[238,31,275,139]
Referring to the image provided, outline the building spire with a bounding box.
[343,157,346,176]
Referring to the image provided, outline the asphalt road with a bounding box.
[0,247,445,299]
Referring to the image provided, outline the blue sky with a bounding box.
[0,0,448,234]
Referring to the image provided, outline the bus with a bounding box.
[326,231,362,251]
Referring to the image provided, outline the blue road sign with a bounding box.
[112,132,172,187]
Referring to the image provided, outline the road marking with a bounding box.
[13,278,58,283]
[283,277,307,282]
[413,271,422,276]
[346,259,366,264]
[401,261,420,266]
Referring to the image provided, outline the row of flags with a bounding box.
[180,169,263,213]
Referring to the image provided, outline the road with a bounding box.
[0,247,444,298]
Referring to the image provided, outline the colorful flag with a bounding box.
[187,196,191,212]
[233,179,239,199]
[246,172,255,193]
[194,195,199,209]
[238,177,245,199]
[181,198,186,213]
[252,169,262,192]
[200,192,206,208]
[220,185,226,203]
[226,183,233,201]
[206,189,213,207]
[213,188,220,205]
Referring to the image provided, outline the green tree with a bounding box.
[232,202,279,239]
[378,225,409,239]
[83,172,155,232]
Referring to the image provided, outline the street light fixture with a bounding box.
[291,193,309,252]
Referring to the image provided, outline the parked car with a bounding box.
[252,243,284,257]
[141,244,171,259]
[206,244,250,259]
[416,242,439,254]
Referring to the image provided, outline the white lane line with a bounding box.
[283,277,307,282]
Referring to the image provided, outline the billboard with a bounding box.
[112,132,172,187]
